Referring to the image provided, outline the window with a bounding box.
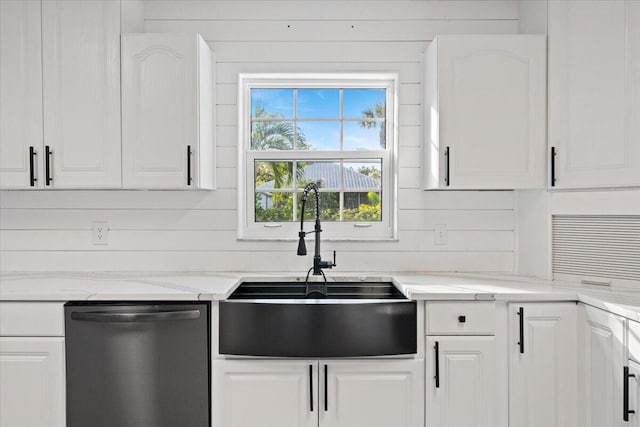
[238,74,398,240]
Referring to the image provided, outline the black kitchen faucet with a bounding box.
[297,182,337,295]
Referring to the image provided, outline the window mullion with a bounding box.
[293,89,298,150]
[292,160,298,222]
[339,159,344,222]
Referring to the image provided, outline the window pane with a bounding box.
[251,122,295,150]
[297,89,340,118]
[342,192,382,222]
[298,191,340,221]
[295,161,341,190]
[343,89,385,119]
[255,161,294,189]
[343,160,382,190]
[343,121,386,150]
[297,121,340,151]
[255,191,294,222]
[251,89,293,118]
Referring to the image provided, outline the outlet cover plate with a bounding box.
[92,221,109,245]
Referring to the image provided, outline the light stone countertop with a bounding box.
[2,271,640,322]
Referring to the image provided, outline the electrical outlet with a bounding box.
[92,221,109,245]
[434,224,447,245]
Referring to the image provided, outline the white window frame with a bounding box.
[237,73,398,241]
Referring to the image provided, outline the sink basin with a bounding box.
[227,280,407,300]
[219,280,417,357]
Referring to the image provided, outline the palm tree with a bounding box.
[252,103,307,189]
[359,102,386,148]
[252,103,309,221]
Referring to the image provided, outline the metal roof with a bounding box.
[256,162,380,191]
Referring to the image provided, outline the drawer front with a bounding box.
[426,302,495,335]
[0,302,65,336]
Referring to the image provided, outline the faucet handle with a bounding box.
[318,252,336,270]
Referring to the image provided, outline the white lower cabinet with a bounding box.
[213,358,423,427]
[628,321,640,427]
[425,336,496,427]
[629,359,640,427]
[320,359,423,427]
[578,304,626,427]
[509,303,577,427]
[213,360,316,427]
[0,337,65,427]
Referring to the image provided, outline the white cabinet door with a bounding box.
[425,336,495,427]
[319,359,423,427]
[629,360,640,427]
[424,35,546,189]
[0,0,43,189]
[578,304,626,427]
[626,320,640,426]
[41,0,121,188]
[509,303,577,427]
[0,337,65,427]
[548,0,640,188]
[213,360,317,427]
[122,34,215,189]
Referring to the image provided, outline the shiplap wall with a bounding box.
[0,0,519,273]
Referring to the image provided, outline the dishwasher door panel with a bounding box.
[65,303,210,427]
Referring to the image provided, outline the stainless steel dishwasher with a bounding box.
[64,302,210,427]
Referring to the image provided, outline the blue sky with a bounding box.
[251,88,386,150]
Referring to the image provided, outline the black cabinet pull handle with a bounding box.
[444,146,450,186]
[324,364,328,411]
[625,367,636,421]
[45,145,52,186]
[551,146,557,187]
[309,364,314,412]
[29,146,37,186]
[517,307,524,354]
[187,145,192,186]
[458,315,466,323]
[434,341,440,388]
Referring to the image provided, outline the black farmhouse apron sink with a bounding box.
[219,280,417,358]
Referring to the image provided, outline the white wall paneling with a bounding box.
[143,1,519,21]
[0,0,519,273]
[515,190,551,280]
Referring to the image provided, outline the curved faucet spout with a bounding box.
[297,182,336,276]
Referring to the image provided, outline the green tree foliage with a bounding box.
[358,102,386,148]
[356,166,381,181]
[252,103,307,188]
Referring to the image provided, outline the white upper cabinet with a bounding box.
[424,35,547,190]
[122,34,215,189]
[0,1,43,189]
[41,0,122,188]
[548,0,640,189]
